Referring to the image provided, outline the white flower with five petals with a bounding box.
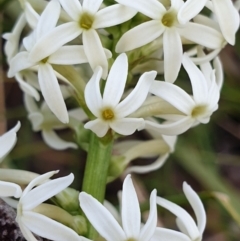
[84,53,157,137]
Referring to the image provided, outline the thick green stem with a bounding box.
[82,131,114,239]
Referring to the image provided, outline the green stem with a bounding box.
[82,131,114,239]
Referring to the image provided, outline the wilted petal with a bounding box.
[121,175,141,238]
[38,64,69,123]
[116,21,165,53]
[21,211,81,241]
[79,192,126,241]
[94,4,137,29]
[0,181,22,198]
[163,28,182,83]
[42,129,77,150]
[116,71,156,117]
[84,119,109,138]
[116,0,166,19]
[103,53,128,107]
[22,173,74,210]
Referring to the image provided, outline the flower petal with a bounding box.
[178,0,208,24]
[83,0,103,14]
[79,192,126,241]
[94,4,137,29]
[156,196,200,240]
[139,189,157,241]
[149,81,195,115]
[84,119,109,138]
[18,221,38,241]
[116,0,166,19]
[84,66,103,117]
[163,28,182,83]
[29,22,82,63]
[116,21,165,53]
[21,211,82,241]
[183,182,206,235]
[83,29,108,79]
[38,64,69,123]
[213,57,223,90]
[116,71,157,117]
[25,2,39,29]
[121,175,141,238]
[22,173,74,210]
[42,129,77,150]
[58,0,82,21]
[103,53,128,107]
[0,181,22,198]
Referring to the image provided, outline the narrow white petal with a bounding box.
[23,31,36,52]
[79,192,126,241]
[212,0,240,45]
[38,64,69,123]
[25,2,39,29]
[28,113,43,131]
[0,181,22,198]
[182,54,208,104]
[116,21,165,53]
[48,46,88,65]
[21,212,82,241]
[145,117,194,136]
[213,57,223,90]
[8,51,35,77]
[15,73,40,101]
[83,30,108,79]
[139,190,157,241]
[110,118,144,136]
[18,221,38,241]
[151,227,191,241]
[84,66,103,117]
[116,0,166,19]
[183,182,206,235]
[83,0,103,14]
[29,22,82,63]
[116,71,157,117]
[0,121,20,161]
[94,4,137,29]
[22,173,74,210]
[178,22,224,49]
[156,196,200,240]
[42,130,77,150]
[163,28,182,83]
[103,53,128,107]
[178,0,208,24]
[121,175,141,238]
[36,0,61,39]
[150,81,195,115]
[58,0,82,21]
[84,119,109,138]
[197,48,212,83]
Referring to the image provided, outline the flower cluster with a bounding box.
[1,0,239,240]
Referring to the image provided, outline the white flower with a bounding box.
[29,0,137,79]
[115,0,223,83]
[0,121,20,162]
[84,53,157,137]
[24,93,87,150]
[79,174,157,241]
[16,171,82,241]
[145,54,220,135]
[157,182,206,241]
[178,0,240,45]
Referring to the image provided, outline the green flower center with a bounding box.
[102,108,115,121]
[79,12,94,30]
[191,105,207,118]
[161,11,176,27]
[41,57,49,64]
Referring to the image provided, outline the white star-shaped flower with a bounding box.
[79,174,157,241]
[115,0,223,83]
[157,182,206,241]
[145,54,220,135]
[178,0,240,45]
[84,53,157,137]
[28,0,137,79]
[0,122,20,162]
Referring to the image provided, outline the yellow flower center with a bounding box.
[41,57,49,64]
[161,11,176,27]
[79,12,94,30]
[191,105,207,118]
[102,108,115,121]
